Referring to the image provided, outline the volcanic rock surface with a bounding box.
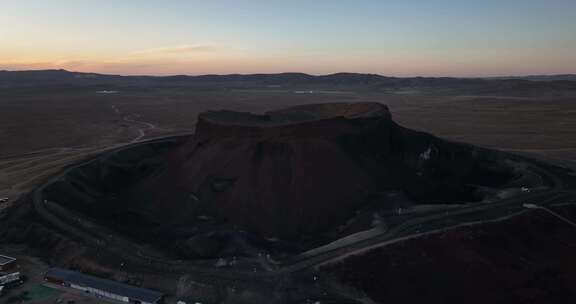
[122,102,519,239]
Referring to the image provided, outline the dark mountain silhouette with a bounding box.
[122,103,521,238]
[0,102,553,264]
[489,74,576,81]
[1,69,575,96]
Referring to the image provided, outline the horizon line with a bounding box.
[1,68,575,79]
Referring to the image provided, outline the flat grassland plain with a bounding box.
[2,88,576,156]
[1,86,575,202]
[1,77,576,304]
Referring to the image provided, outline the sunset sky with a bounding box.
[1,0,575,76]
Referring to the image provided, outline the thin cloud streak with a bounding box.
[132,43,232,56]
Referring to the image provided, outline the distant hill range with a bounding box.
[487,74,576,81]
[1,69,576,96]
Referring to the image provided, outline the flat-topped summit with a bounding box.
[195,102,392,140]
[200,102,391,126]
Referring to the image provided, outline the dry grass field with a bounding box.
[2,87,575,157]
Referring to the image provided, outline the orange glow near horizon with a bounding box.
[1,1,575,77]
[2,51,574,77]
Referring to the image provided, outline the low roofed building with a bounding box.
[0,255,16,272]
[45,268,163,304]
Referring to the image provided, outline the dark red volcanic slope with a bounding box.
[129,102,513,238]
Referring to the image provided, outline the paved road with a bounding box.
[284,191,568,272]
[524,203,576,228]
